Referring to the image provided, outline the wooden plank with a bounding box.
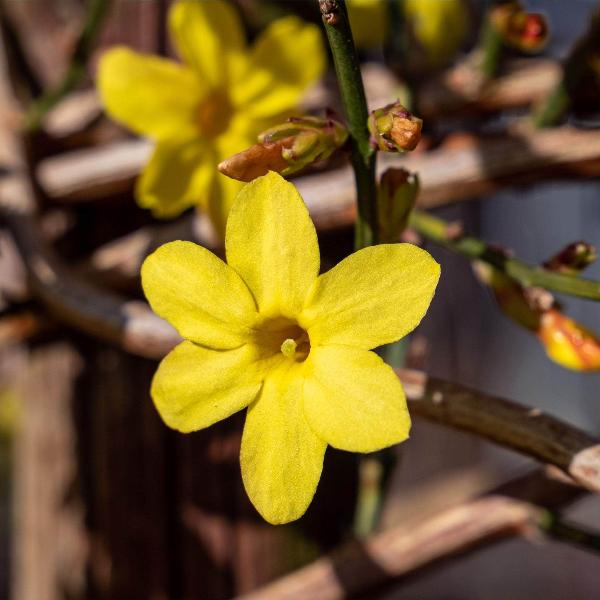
[37,126,600,216]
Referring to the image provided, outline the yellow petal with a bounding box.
[240,363,326,524]
[301,243,440,349]
[97,46,202,139]
[303,345,410,452]
[136,138,215,218]
[204,131,254,237]
[232,16,325,119]
[226,172,320,318]
[152,341,263,432]
[169,0,245,88]
[207,171,245,240]
[141,240,258,349]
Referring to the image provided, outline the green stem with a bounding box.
[478,18,504,79]
[318,0,377,248]
[540,511,600,555]
[318,0,384,537]
[533,8,600,128]
[410,210,600,301]
[23,0,111,132]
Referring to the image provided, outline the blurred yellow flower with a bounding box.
[347,0,468,69]
[97,1,325,235]
[142,172,440,524]
[347,0,388,48]
[539,310,600,372]
[405,0,469,69]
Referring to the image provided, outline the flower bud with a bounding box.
[490,2,549,53]
[218,115,348,182]
[473,261,542,331]
[543,242,597,275]
[538,309,600,371]
[377,168,419,242]
[368,102,423,152]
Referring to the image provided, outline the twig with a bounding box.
[409,209,600,302]
[236,494,599,600]
[23,0,111,132]
[398,368,600,494]
[318,0,377,248]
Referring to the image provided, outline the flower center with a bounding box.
[253,317,311,363]
[196,89,233,138]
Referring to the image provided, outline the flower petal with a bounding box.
[97,46,202,140]
[226,172,320,318]
[240,363,326,524]
[207,171,245,240]
[136,138,215,218]
[152,341,263,433]
[303,345,410,452]
[141,240,258,349]
[301,243,440,349]
[169,0,245,88]
[232,16,325,119]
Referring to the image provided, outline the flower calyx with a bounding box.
[218,114,348,182]
[368,102,423,152]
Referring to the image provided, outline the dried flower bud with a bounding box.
[490,2,549,53]
[368,102,423,152]
[543,242,597,275]
[377,168,419,242]
[538,309,600,371]
[218,115,348,182]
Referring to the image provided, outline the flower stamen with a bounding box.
[281,338,298,358]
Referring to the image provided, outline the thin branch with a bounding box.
[409,209,600,302]
[398,368,600,494]
[23,0,111,132]
[236,493,599,600]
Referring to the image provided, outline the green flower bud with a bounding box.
[377,168,419,242]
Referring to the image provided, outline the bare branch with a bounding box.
[399,368,600,494]
[36,126,600,220]
[234,496,549,600]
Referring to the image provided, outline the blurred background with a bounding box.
[0,0,599,598]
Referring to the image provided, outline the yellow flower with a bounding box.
[404,0,469,69]
[97,1,325,235]
[347,0,388,48]
[141,172,440,524]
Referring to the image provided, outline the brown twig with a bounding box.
[234,495,563,600]
[36,125,600,209]
[399,368,600,494]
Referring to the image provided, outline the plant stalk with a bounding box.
[318,0,378,249]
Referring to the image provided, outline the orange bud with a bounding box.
[538,309,600,371]
[218,138,292,182]
[368,102,423,152]
[490,2,549,53]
